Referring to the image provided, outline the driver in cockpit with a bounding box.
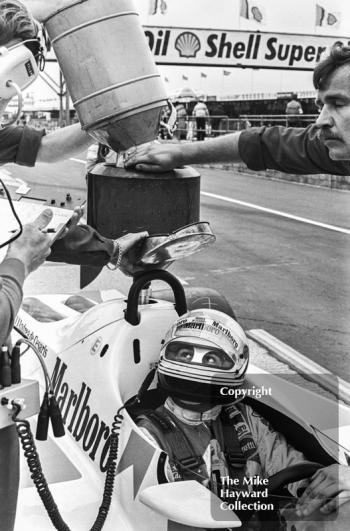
[137,309,350,529]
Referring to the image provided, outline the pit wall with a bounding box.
[197,163,350,191]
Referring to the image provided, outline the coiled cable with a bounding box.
[13,402,70,531]
[11,338,154,529]
[12,396,125,530]
[90,407,124,531]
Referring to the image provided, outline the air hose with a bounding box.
[12,400,125,531]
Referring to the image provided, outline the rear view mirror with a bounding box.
[139,480,241,528]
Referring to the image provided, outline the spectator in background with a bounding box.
[192,99,209,141]
[210,101,226,136]
[174,101,187,140]
[159,106,173,140]
[125,42,350,178]
[285,93,303,127]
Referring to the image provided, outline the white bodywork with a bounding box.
[10,291,350,531]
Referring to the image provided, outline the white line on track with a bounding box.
[70,158,86,164]
[201,191,350,235]
[69,157,86,164]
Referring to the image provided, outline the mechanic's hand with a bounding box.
[110,232,174,276]
[23,0,87,22]
[6,209,53,276]
[124,141,183,173]
[110,231,148,276]
[296,464,350,516]
[56,206,84,240]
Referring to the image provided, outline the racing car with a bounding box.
[5,267,349,531]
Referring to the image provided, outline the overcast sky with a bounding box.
[136,0,350,33]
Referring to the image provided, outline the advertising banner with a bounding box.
[144,26,350,70]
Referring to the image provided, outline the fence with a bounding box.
[24,113,319,138]
[175,114,318,139]
[19,117,61,132]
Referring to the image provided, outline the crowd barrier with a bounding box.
[173,114,318,140]
[20,113,319,137]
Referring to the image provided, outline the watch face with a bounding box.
[138,222,216,264]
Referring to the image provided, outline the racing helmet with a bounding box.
[158,309,249,404]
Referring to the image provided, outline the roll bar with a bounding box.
[125,270,187,325]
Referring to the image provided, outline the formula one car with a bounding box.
[5,268,350,531]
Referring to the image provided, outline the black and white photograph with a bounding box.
[0,1,350,530]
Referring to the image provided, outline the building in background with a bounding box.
[14,0,350,124]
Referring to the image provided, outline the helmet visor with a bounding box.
[164,341,234,370]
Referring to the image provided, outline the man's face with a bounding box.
[315,63,350,160]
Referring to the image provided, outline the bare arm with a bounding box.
[124,132,242,172]
[0,210,52,343]
[177,132,242,164]
[0,260,25,345]
[22,1,87,22]
[36,123,93,163]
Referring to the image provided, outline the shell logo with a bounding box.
[175,31,201,58]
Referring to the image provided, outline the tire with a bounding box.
[153,286,237,321]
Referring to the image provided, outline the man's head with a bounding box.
[0,1,41,120]
[157,309,249,407]
[0,1,37,47]
[313,44,350,160]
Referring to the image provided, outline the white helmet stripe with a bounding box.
[159,360,246,385]
[160,357,247,377]
[159,366,245,386]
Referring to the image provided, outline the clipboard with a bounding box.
[0,197,79,261]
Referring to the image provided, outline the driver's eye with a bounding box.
[203,353,219,365]
[202,351,233,369]
[165,343,194,362]
[176,348,194,361]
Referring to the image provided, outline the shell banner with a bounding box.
[144,25,350,70]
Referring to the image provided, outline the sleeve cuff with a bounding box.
[16,126,46,167]
[238,127,267,171]
[0,258,26,285]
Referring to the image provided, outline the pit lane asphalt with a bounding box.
[4,158,350,382]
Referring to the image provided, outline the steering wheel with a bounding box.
[268,462,324,494]
[242,463,325,529]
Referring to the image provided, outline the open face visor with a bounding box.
[164,312,247,360]
[164,340,235,370]
[161,311,249,383]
